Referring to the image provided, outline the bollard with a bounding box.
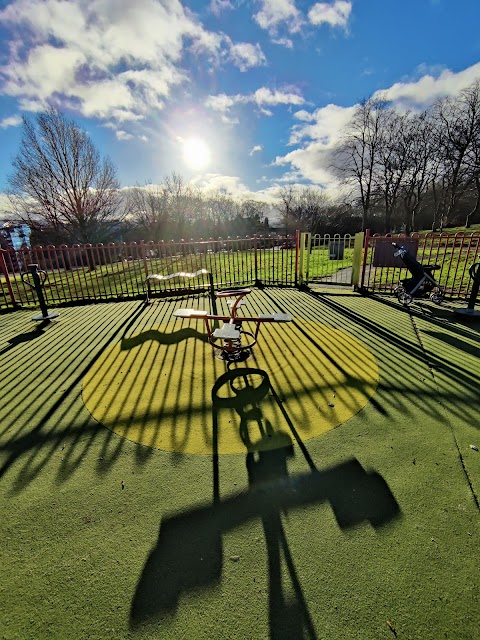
[21,264,60,322]
[455,263,480,318]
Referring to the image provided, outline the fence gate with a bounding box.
[299,233,359,287]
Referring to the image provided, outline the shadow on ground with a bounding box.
[130,368,401,639]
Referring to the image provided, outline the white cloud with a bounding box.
[73,80,136,119]
[119,67,186,110]
[116,130,134,141]
[229,42,267,72]
[0,0,232,121]
[190,173,284,207]
[249,144,263,155]
[210,0,234,16]
[252,87,304,106]
[190,173,250,196]
[269,103,364,195]
[205,94,237,112]
[412,63,447,78]
[17,99,45,112]
[272,37,294,48]
[0,114,22,128]
[1,44,85,100]
[109,109,145,123]
[308,1,352,29]
[292,109,316,122]
[274,142,337,185]
[374,62,480,108]
[254,0,303,35]
[206,86,305,117]
[289,103,356,145]
[0,193,15,216]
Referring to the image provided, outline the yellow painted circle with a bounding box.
[82,320,379,454]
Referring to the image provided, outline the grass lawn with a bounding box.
[1,288,479,639]
[3,247,355,308]
[417,223,480,235]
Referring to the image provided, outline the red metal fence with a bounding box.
[360,231,480,298]
[0,236,298,310]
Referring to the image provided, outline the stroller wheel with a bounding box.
[397,287,413,306]
[398,290,413,306]
[430,287,444,304]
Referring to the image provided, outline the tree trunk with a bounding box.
[465,177,480,228]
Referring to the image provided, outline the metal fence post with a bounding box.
[304,232,312,285]
[141,241,149,279]
[359,229,370,291]
[351,232,365,289]
[0,249,17,308]
[298,232,308,286]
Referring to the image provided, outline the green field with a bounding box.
[2,247,356,308]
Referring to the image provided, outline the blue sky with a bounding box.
[1,0,480,210]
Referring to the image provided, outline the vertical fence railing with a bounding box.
[299,233,356,286]
[0,235,297,309]
[3,232,479,309]
[0,249,17,308]
[360,232,480,298]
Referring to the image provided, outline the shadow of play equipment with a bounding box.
[130,370,401,632]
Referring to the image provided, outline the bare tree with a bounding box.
[275,185,335,234]
[374,109,409,232]
[162,172,202,236]
[237,199,269,233]
[463,96,480,228]
[8,108,121,244]
[276,184,297,235]
[398,112,437,233]
[203,191,238,230]
[332,96,389,229]
[127,184,170,240]
[431,81,480,229]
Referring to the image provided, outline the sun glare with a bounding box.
[182,136,211,171]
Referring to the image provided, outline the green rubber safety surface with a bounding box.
[82,319,379,454]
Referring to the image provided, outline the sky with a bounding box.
[1,0,480,213]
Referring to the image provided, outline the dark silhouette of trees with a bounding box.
[125,176,270,241]
[331,81,480,232]
[332,96,389,230]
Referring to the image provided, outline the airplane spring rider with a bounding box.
[174,287,291,362]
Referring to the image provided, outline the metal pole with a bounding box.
[455,263,480,318]
[359,229,370,291]
[0,249,17,308]
[22,264,60,321]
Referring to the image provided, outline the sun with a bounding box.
[182,136,211,171]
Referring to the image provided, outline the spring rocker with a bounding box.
[173,288,291,362]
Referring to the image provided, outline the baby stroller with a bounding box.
[392,243,444,305]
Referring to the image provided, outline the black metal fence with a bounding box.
[0,235,298,309]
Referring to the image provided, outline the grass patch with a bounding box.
[2,247,355,308]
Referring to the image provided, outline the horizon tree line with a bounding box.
[332,80,480,233]
[4,86,480,247]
